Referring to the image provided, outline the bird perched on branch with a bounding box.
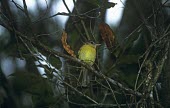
[78,42,100,86]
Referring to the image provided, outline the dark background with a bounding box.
[0,0,170,108]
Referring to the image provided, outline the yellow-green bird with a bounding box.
[78,42,100,86]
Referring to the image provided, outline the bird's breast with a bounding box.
[78,45,96,65]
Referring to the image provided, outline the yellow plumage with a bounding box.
[78,43,96,66]
[78,43,99,86]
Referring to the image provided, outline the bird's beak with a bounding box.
[95,44,101,47]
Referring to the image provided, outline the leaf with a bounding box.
[99,23,116,50]
[118,55,140,64]
[10,72,42,91]
[48,56,62,69]
[61,31,76,58]
[10,71,53,96]
[104,2,117,9]
[86,1,116,9]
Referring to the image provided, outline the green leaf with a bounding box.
[48,55,62,69]
[10,72,41,91]
[10,72,53,96]
[86,1,116,9]
[118,55,140,64]
[104,2,117,9]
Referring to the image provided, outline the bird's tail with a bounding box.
[79,68,90,87]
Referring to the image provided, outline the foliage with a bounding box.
[0,0,170,108]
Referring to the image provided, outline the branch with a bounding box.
[4,24,142,96]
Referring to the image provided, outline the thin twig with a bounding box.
[3,24,142,97]
[72,0,91,41]
[105,78,121,108]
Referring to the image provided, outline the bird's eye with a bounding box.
[89,41,95,44]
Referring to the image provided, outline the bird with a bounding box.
[78,42,100,86]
